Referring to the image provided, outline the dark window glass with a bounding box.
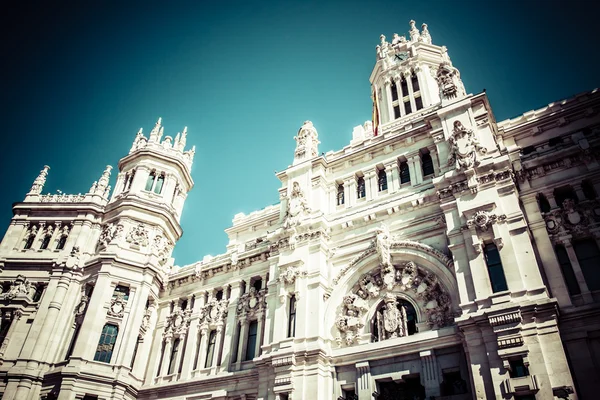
[245,320,258,361]
[404,100,412,115]
[378,169,388,191]
[337,184,344,205]
[24,235,35,250]
[574,239,600,291]
[205,330,217,368]
[411,72,420,91]
[130,337,141,368]
[415,96,423,110]
[400,77,408,96]
[390,82,398,101]
[548,136,562,147]
[181,300,188,311]
[56,235,67,250]
[127,170,135,190]
[94,324,118,363]
[145,172,156,191]
[537,193,551,213]
[215,289,223,300]
[484,243,508,292]
[372,299,417,342]
[400,162,411,184]
[40,235,50,250]
[422,153,434,177]
[154,174,165,194]
[509,359,529,378]
[357,177,366,199]
[156,342,166,377]
[168,338,180,374]
[522,145,535,155]
[113,285,129,301]
[554,186,578,209]
[582,180,597,200]
[555,245,580,295]
[393,105,401,119]
[253,279,262,291]
[441,371,468,395]
[343,389,358,400]
[288,295,297,338]
[231,323,241,363]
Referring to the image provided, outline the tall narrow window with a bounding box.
[40,235,51,250]
[422,153,434,177]
[337,183,345,206]
[130,337,142,368]
[288,295,297,338]
[574,239,600,291]
[390,81,398,101]
[582,180,597,200]
[94,324,118,363]
[393,105,401,119]
[156,342,166,377]
[404,99,412,115]
[537,193,551,213]
[122,173,130,192]
[415,96,423,111]
[168,338,180,374]
[145,171,156,191]
[357,176,366,199]
[484,243,508,293]
[508,359,529,378]
[126,170,136,191]
[555,245,580,295]
[205,330,217,368]
[24,235,34,250]
[400,77,408,96]
[400,161,411,184]
[64,323,81,360]
[154,174,165,194]
[411,72,420,91]
[231,323,241,363]
[56,235,67,250]
[377,169,388,191]
[245,320,258,361]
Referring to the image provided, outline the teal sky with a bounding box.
[2,0,599,266]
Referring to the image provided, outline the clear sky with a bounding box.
[1,0,599,266]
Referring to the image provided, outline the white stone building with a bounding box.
[0,20,598,400]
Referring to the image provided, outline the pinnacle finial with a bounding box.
[28,165,50,195]
[149,117,163,143]
[421,23,431,44]
[157,117,162,126]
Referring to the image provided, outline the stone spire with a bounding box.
[293,121,320,165]
[28,165,50,195]
[148,117,162,143]
[175,126,187,151]
[90,165,113,198]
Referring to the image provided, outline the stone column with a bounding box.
[407,155,418,186]
[131,166,150,192]
[461,326,495,400]
[255,314,265,359]
[395,77,406,118]
[420,350,441,397]
[415,65,430,106]
[364,171,376,201]
[213,323,225,367]
[174,334,186,376]
[427,145,440,177]
[235,319,249,369]
[385,161,398,193]
[355,361,372,400]
[343,178,353,208]
[162,174,178,204]
[196,324,209,370]
[220,282,241,370]
[181,295,203,377]
[132,302,157,378]
[160,338,173,376]
[464,228,493,300]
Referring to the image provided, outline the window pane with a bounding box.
[400,162,411,184]
[415,96,423,110]
[411,73,420,91]
[555,245,580,295]
[245,321,258,360]
[422,154,434,176]
[205,330,217,368]
[145,172,156,191]
[154,175,165,194]
[574,239,600,291]
[391,82,398,101]
[94,324,118,363]
[484,244,508,292]
[404,100,412,114]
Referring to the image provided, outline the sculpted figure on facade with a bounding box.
[543,197,600,241]
[294,120,320,160]
[447,120,487,171]
[98,222,119,248]
[282,182,310,231]
[4,275,35,300]
[126,223,150,248]
[435,61,466,100]
[376,293,408,340]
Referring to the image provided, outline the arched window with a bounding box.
[205,330,217,368]
[94,323,118,363]
[288,295,297,338]
[537,193,551,213]
[422,153,434,177]
[24,235,35,250]
[372,297,417,342]
[154,174,165,194]
[582,180,597,200]
[356,176,366,199]
[378,169,388,191]
[245,320,258,361]
[337,183,345,206]
[40,235,51,250]
[168,338,180,374]
[484,243,508,293]
[145,171,156,191]
[400,161,411,184]
[574,239,600,291]
[554,245,580,295]
[56,235,67,250]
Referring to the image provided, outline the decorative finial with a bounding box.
[421,23,431,44]
[380,34,386,45]
[157,117,162,125]
[91,165,112,195]
[149,117,163,143]
[28,165,50,195]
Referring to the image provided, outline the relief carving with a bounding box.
[447,121,487,171]
[163,306,191,339]
[236,287,267,319]
[198,298,229,325]
[126,223,149,248]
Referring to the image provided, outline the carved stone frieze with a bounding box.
[236,287,267,319]
[98,222,124,249]
[198,298,229,325]
[163,307,191,339]
[2,275,36,301]
[436,180,469,199]
[447,121,487,171]
[466,210,507,232]
[282,182,311,231]
[435,61,466,100]
[140,304,155,336]
[543,198,600,242]
[126,223,149,248]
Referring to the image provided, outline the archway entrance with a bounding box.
[377,377,425,400]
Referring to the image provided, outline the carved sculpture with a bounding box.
[294,121,320,160]
[466,210,506,232]
[198,298,229,325]
[237,287,267,319]
[376,293,408,340]
[163,306,191,339]
[282,182,310,230]
[28,165,50,195]
[278,265,307,285]
[108,291,128,318]
[435,61,465,100]
[126,223,149,247]
[447,121,487,171]
[543,198,600,242]
[4,275,35,300]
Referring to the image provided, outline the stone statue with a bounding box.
[376,293,408,340]
[447,120,487,171]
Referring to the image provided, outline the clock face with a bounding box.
[395,52,408,62]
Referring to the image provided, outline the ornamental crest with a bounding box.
[198,298,229,325]
[447,121,487,171]
[237,287,267,319]
[108,292,127,318]
[543,198,600,241]
[164,307,191,338]
[277,265,307,285]
[3,275,35,300]
[126,223,149,247]
[283,182,311,230]
[98,222,123,248]
[466,210,506,232]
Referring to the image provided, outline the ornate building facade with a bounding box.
[0,20,598,400]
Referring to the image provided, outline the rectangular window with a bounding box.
[113,285,130,301]
[205,330,217,368]
[509,358,529,378]
[168,338,180,374]
[415,96,423,110]
[393,105,401,119]
[411,73,420,91]
[400,162,411,184]
[357,176,366,199]
[288,296,297,338]
[484,243,508,292]
[231,323,241,363]
[245,320,258,361]
[400,78,408,95]
[404,100,412,114]
[391,82,398,101]
[94,324,118,363]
